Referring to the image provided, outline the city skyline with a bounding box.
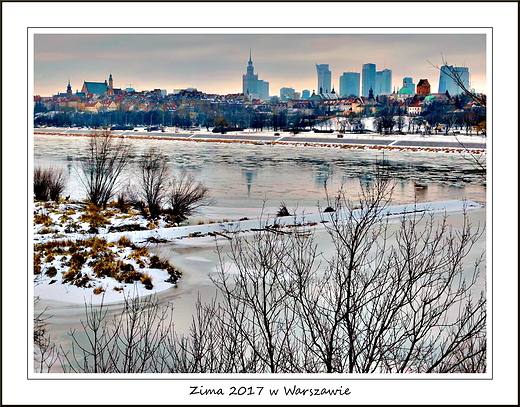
[33,33,487,98]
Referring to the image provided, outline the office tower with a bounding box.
[316,64,332,94]
[362,63,376,97]
[438,65,470,96]
[280,87,295,98]
[258,80,269,99]
[402,77,415,93]
[376,69,392,95]
[301,89,310,100]
[339,72,360,97]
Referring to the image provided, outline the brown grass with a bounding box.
[45,266,57,278]
[140,273,153,290]
[79,204,111,229]
[116,236,133,247]
[34,214,53,226]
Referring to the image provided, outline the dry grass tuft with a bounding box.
[116,236,133,247]
[140,273,153,290]
[34,214,53,226]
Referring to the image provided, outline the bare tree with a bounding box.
[34,297,59,373]
[210,230,309,373]
[133,147,170,219]
[76,131,132,208]
[317,201,485,373]
[166,171,214,223]
[205,163,486,373]
[60,292,175,373]
[427,59,487,179]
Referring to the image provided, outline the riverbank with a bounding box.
[33,127,487,154]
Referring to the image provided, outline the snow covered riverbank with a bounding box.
[33,199,484,305]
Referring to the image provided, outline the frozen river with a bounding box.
[33,134,486,217]
[32,134,487,372]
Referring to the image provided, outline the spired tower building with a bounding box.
[242,51,269,99]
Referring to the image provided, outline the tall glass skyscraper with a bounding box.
[362,63,376,97]
[316,64,332,94]
[438,65,470,96]
[376,69,392,95]
[339,72,360,96]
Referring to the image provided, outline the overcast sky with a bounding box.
[34,33,486,97]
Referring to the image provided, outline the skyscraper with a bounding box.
[243,51,259,96]
[438,65,470,96]
[362,63,376,97]
[316,64,332,94]
[280,87,295,98]
[259,80,269,100]
[339,72,360,96]
[242,51,269,99]
[376,69,392,95]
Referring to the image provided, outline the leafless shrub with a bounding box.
[277,201,291,217]
[59,292,175,373]
[166,171,215,223]
[134,147,170,219]
[34,166,67,201]
[204,162,486,373]
[76,131,132,208]
[34,297,59,373]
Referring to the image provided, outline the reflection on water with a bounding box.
[33,134,487,211]
[242,168,257,198]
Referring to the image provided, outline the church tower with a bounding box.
[107,73,114,95]
[66,78,72,97]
